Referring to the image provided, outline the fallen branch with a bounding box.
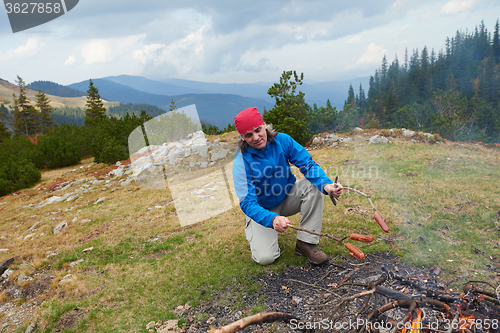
[209,312,296,333]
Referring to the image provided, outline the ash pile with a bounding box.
[255,253,500,333]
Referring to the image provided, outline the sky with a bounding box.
[0,0,499,86]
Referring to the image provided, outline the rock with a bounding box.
[120,177,133,186]
[83,247,94,253]
[353,127,363,132]
[206,317,216,325]
[94,197,105,205]
[157,320,179,332]
[326,134,340,141]
[312,137,323,145]
[61,274,72,280]
[24,322,36,333]
[174,305,185,316]
[69,259,84,267]
[24,233,35,240]
[146,321,156,330]
[53,221,68,234]
[17,273,33,283]
[369,135,392,144]
[2,269,13,278]
[72,217,79,223]
[25,222,40,233]
[403,129,415,137]
[423,132,434,140]
[80,219,91,224]
[109,165,125,177]
[0,249,8,252]
[210,148,230,161]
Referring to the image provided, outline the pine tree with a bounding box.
[35,90,54,134]
[169,99,176,112]
[493,20,500,65]
[263,71,310,145]
[85,79,107,126]
[0,109,10,143]
[344,84,356,110]
[13,76,39,136]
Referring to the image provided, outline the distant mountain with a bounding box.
[160,76,369,109]
[67,79,274,128]
[68,79,173,105]
[300,78,371,109]
[104,75,208,96]
[160,78,273,102]
[28,80,86,97]
[106,75,370,109]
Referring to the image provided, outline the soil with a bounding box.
[53,307,86,332]
[173,252,465,333]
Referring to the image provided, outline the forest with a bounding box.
[340,20,500,143]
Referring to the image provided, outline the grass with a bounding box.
[0,131,499,331]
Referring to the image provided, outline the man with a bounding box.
[232,107,343,265]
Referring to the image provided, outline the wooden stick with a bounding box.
[209,312,296,333]
[287,225,342,243]
[344,187,376,211]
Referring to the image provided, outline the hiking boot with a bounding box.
[295,240,329,265]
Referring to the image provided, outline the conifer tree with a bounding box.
[35,90,54,134]
[13,76,39,136]
[85,79,107,126]
[169,99,176,112]
[0,109,10,143]
[263,70,310,145]
[493,20,500,65]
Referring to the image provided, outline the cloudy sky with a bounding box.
[0,0,499,86]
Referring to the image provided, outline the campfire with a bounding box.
[307,273,500,333]
[209,254,500,333]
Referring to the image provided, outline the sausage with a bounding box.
[374,213,390,233]
[344,243,365,260]
[349,233,374,242]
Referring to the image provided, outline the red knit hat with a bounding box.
[234,107,265,135]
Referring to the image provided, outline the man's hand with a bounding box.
[272,216,290,233]
[324,182,343,198]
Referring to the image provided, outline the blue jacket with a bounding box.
[232,133,333,228]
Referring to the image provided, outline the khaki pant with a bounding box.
[245,179,324,265]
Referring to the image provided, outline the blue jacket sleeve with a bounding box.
[232,151,278,228]
[279,133,333,193]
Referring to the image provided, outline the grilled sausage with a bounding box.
[344,243,365,260]
[374,213,390,233]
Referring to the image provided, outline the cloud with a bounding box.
[356,43,387,65]
[81,34,146,65]
[0,37,44,61]
[133,27,207,77]
[347,36,362,44]
[441,0,478,14]
[64,55,76,66]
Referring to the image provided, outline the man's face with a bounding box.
[242,125,267,150]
